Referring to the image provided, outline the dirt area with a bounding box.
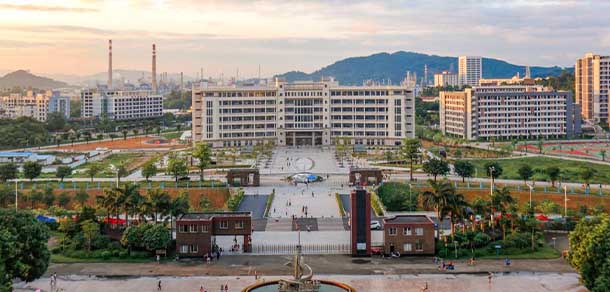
[53,136,187,152]
[18,187,230,210]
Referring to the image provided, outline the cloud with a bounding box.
[0,3,98,13]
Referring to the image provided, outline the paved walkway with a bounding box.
[17,273,585,292]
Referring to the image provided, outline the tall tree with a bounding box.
[0,209,50,290]
[0,163,18,182]
[80,219,100,252]
[422,179,455,237]
[398,138,421,181]
[117,184,141,226]
[484,161,503,186]
[192,143,212,181]
[141,161,158,182]
[422,158,449,181]
[568,215,610,291]
[144,188,171,224]
[545,166,561,187]
[166,155,188,182]
[581,167,596,188]
[454,160,474,182]
[55,165,72,182]
[22,161,42,181]
[74,189,89,207]
[86,162,102,182]
[122,129,128,140]
[517,164,534,184]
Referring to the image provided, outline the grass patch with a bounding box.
[469,156,610,184]
[264,190,275,217]
[72,153,145,178]
[161,131,182,140]
[477,245,561,260]
[370,191,385,216]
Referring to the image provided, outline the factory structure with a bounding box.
[191,77,415,147]
[81,40,163,120]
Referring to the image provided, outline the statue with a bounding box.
[278,231,320,292]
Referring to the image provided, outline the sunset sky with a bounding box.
[1,0,609,77]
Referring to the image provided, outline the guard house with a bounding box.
[226,168,260,187]
[176,212,252,258]
[383,215,435,256]
[349,167,383,186]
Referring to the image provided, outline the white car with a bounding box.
[370,220,381,230]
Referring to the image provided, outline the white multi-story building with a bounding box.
[192,78,415,147]
[433,71,460,87]
[81,90,163,120]
[575,53,610,123]
[440,85,581,140]
[0,90,70,121]
[458,56,482,87]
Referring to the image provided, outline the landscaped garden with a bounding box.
[516,140,610,161]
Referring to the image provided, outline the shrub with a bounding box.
[473,232,491,248]
[100,250,112,260]
[227,188,245,211]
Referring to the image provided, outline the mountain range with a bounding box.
[0,70,68,90]
[276,51,572,85]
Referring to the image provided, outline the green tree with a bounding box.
[568,215,610,291]
[74,189,89,207]
[422,158,449,181]
[581,167,596,188]
[192,142,212,181]
[538,199,560,214]
[22,161,42,181]
[86,162,102,182]
[454,160,474,183]
[422,179,455,237]
[166,155,188,182]
[42,188,55,207]
[121,223,149,254]
[537,139,544,154]
[484,161,503,185]
[55,165,72,182]
[517,164,534,184]
[0,163,18,182]
[169,191,190,233]
[545,166,561,187]
[141,161,158,182]
[109,133,117,141]
[0,209,50,290]
[122,129,128,140]
[80,219,100,252]
[601,150,607,162]
[142,224,171,251]
[114,163,128,185]
[144,188,171,224]
[45,112,66,132]
[398,138,421,181]
[29,190,43,209]
[57,192,71,208]
[199,196,212,211]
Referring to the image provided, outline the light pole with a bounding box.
[527,183,534,209]
[408,183,412,211]
[489,166,495,228]
[14,180,18,211]
[563,185,568,218]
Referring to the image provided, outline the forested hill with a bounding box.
[276,51,571,85]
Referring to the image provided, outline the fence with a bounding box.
[250,243,351,255]
[3,180,228,191]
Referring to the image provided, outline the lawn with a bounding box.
[72,153,146,178]
[477,245,560,260]
[161,131,182,140]
[468,157,610,184]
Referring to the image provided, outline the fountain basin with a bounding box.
[242,279,356,292]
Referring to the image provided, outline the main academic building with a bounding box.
[192,78,415,147]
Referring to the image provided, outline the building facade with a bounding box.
[175,212,252,258]
[192,78,415,147]
[440,85,581,140]
[383,215,435,256]
[81,90,163,120]
[458,56,482,87]
[575,53,610,123]
[433,71,460,87]
[0,90,70,121]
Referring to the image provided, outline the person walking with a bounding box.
[157,279,162,290]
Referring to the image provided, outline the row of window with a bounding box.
[388,227,424,236]
[177,221,244,233]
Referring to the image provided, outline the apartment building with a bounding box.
[575,53,610,123]
[433,71,460,87]
[458,56,482,87]
[440,85,581,140]
[192,78,415,147]
[81,89,163,120]
[0,90,70,121]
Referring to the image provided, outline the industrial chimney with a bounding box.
[152,44,157,93]
[108,39,112,89]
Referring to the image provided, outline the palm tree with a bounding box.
[97,188,122,225]
[491,186,514,241]
[144,188,171,224]
[422,179,455,238]
[470,197,489,231]
[448,193,469,238]
[169,192,191,237]
[117,184,141,226]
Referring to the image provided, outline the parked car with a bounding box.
[370,220,381,230]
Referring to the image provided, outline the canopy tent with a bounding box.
[536,214,550,221]
[35,214,56,223]
[104,217,127,225]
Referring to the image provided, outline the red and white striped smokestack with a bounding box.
[152,44,157,93]
[108,39,112,89]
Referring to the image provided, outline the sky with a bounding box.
[1,0,610,78]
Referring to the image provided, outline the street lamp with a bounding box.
[14,180,18,211]
[489,166,495,228]
[109,164,119,188]
[408,183,412,211]
[563,185,568,218]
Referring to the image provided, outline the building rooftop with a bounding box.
[384,215,434,225]
[0,151,34,158]
[178,211,252,221]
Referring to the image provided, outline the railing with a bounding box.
[250,243,351,255]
